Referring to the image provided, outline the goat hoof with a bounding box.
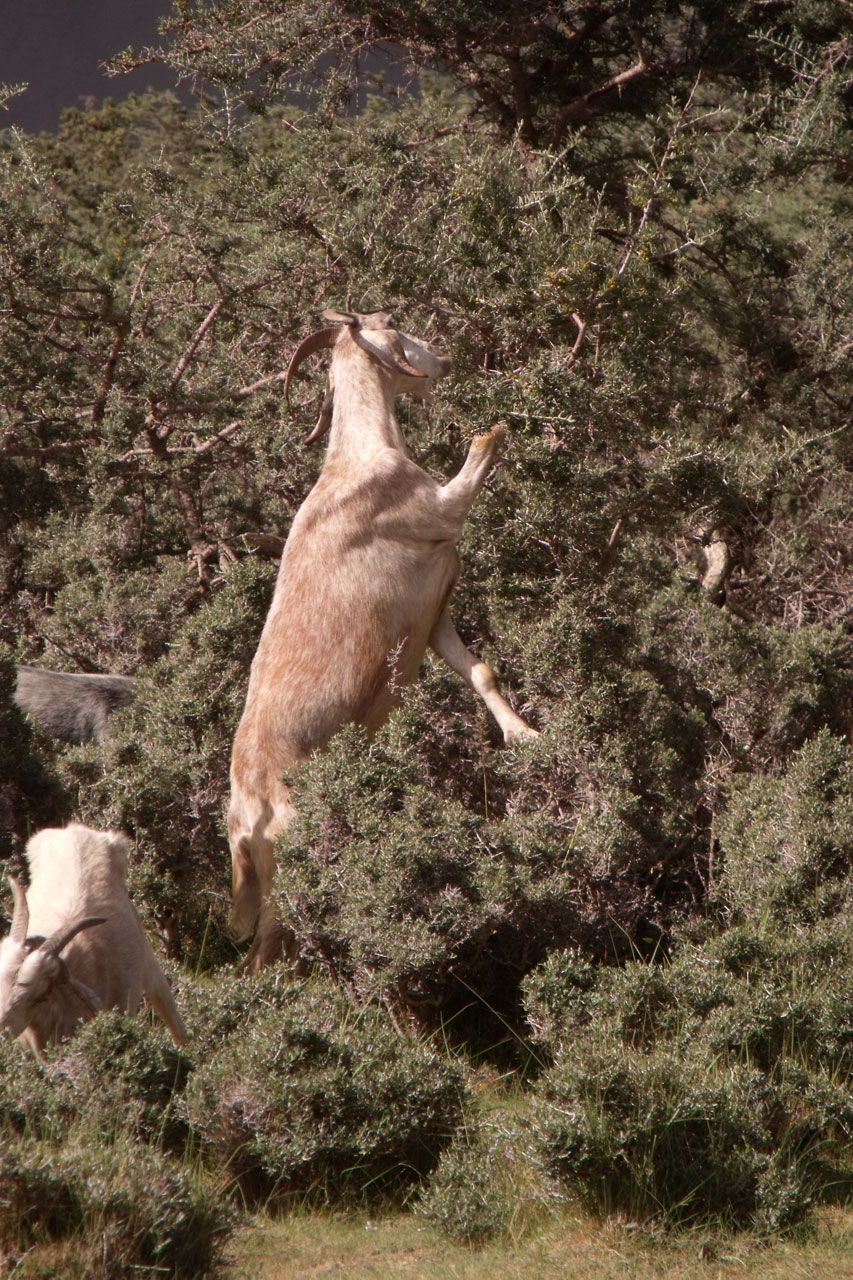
[473,421,506,451]
[504,721,539,744]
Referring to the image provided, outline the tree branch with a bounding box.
[91,233,170,427]
[553,56,654,138]
[0,438,94,460]
[165,297,224,400]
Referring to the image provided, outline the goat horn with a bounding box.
[41,915,107,958]
[351,328,428,380]
[304,386,334,444]
[7,877,28,946]
[284,328,339,404]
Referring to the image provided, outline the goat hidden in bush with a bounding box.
[0,824,186,1056]
[14,666,136,744]
[229,308,539,969]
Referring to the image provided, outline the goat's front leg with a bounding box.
[429,607,538,744]
[437,421,506,527]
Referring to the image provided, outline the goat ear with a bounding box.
[351,328,428,380]
[66,972,102,1014]
[321,309,357,326]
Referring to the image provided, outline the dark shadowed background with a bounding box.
[1,0,178,133]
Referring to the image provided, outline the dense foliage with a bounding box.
[1,0,853,1265]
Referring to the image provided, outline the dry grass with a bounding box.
[226,1208,853,1280]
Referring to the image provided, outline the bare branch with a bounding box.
[192,421,241,454]
[232,370,289,399]
[117,421,241,463]
[91,233,170,427]
[553,56,654,138]
[165,297,224,399]
[565,312,588,368]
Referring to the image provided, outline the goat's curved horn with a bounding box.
[351,328,428,380]
[41,916,107,958]
[284,328,339,404]
[7,877,28,946]
[304,386,334,444]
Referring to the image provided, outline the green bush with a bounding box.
[532,1043,817,1232]
[2,1,853,1253]
[718,729,853,927]
[48,1011,194,1152]
[0,1135,233,1277]
[0,1011,194,1147]
[0,1036,75,1146]
[57,556,278,968]
[272,718,586,1047]
[522,942,742,1061]
[417,1123,526,1245]
[0,1015,231,1276]
[182,982,467,1206]
[524,911,853,1231]
[177,965,304,1057]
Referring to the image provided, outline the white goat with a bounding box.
[228,309,538,969]
[0,824,186,1056]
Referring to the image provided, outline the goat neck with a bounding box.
[323,330,411,466]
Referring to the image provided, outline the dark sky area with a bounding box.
[0,0,181,134]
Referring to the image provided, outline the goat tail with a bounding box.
[229,835,263,941]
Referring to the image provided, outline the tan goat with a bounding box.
[228,309,538,968]
[0,824,186,1056]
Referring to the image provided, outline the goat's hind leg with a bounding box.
[240,903,301,973]
[231,837,301,973]
[429,608,538,744]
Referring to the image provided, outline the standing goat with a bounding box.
[229,309,538,969]
[0,824,186,1056]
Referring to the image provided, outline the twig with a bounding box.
[116,420,241,463]
[165,298,224,399]
[553,56,652,137]
[565,312,587,367]
[618,74,702,277]
[91,232,170,427]
[0,439,94,460]
[231,370,289,399]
